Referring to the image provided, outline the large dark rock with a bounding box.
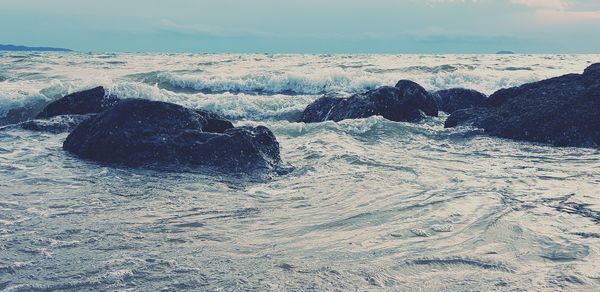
[36,86,120,119]
[4,86,235,136]
[300,80,438,123]
[433,88,487,114]
[445,63,600,147]
[63,99,280,171]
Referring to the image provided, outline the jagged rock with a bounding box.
[445,63,600,147]
[300,80,438,123]
[36,86,119,118]
[433,88,487,114]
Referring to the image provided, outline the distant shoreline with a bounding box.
[0,44,72,52]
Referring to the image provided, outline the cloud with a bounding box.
[536,9,600,22]
[425,0,481,3]
[511,0,565,10]
[156,19,274,38]
[511,0,600,23]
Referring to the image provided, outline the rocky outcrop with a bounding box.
[433,88,487,114]
[17,86,236,135]
[300,80,438,123]
[36,86,119,118]
[63,99,281,171]
[445,63,600,147]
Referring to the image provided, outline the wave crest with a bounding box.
[131,70,384,95]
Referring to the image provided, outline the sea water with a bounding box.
[1,53,599,290]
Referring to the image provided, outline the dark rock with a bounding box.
[300,80,438,123]
[0,114,94,134]
[299,92,349,122]
[194,109,234,133]
[63,99,281,171]
[393,80,438,117]
[445,63,600,147]
[584,63,600,78]
[36,86,120,119]
[444,107,497,129]
[433,88,487,114]
[496,51,515,54]
[2,85,233,136]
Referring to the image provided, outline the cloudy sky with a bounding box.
[1,0,599,53]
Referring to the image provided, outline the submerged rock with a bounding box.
[63,99,281,171]
[300,80,438,123]
[433,88,487,114]
[0,87,115,127]
[0,114,93,134]
[36,86,120,118]
[445,63,600,147]
[0,97,49,126]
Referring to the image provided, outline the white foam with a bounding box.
[156,69,383,94]
[0,52,597,121]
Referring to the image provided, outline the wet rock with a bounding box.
[445,63,600,147]
[433,88,487,114]
[300,80,438,123]
[63,99,281,171]
[194,109,234,133]
[36,86,120,119]
[3,86,234,136]
[0,114,93,133]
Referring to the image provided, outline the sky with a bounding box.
[1,0,599,53]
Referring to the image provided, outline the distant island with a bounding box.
[496,50,515,54]
[0,44,72,52]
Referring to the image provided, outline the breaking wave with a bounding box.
[2,52,600,290]
[130,70,383,95]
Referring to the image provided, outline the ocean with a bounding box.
[1,52,600,290]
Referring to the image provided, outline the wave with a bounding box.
[0,82,67,124]
[0,68,547,126]
[182,93,316,121]
[0,81,106,124]
[0,80,318,124]
[99,82,315,121]
[242,115,477,141]
[402,257,516,273]
[125,65,550,97]
[403,64,472,73]
[501,66,534,71]
[128,70,384,95]
[1,54,595,125]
